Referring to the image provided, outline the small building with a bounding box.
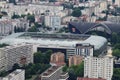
[69,55,83,67]
[50,52,65,66]
[0,69,25,80]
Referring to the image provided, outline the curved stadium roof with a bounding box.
[0,32,107,50]
[69,22,120,34]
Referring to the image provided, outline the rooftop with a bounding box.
[0,69,24,80]
[0,32,107,50]
[41,66,63,77]
[77,77,106,80]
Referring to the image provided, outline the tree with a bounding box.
[12,13,20,19]
[75,62,84,77]
[111,32,118,44]
[62,65,68,72]
[27,26,38,32]
[12,63,20,71]
[34,22,41,28]
[68,62,84,79]
[49,0,56,2]
[112,68,120,80]
[113,49,120,58]
[21,14,26,18]
[27,14,35,23]
[9,0,16,5]
[72,8,82,17]
[34,50,52,64]
[34,52,44,64]
[0,71,8,77]
[0,43,9,48]
[1,11,8,15]
[68,68,77,80]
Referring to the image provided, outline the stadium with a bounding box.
[0,32,107,58]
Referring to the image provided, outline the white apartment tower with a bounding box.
[84,49,113,80]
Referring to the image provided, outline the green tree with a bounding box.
[72,8,82,17]
[34,50,52,64]
[12,63,20,71]
[34,52,44,64]
[27,26,38,32]
[68,68,77,80]
[12,13,20,19]
[75,62,84,77]
[113,49,120,57]
[111,32,118,44]
[62,65,68,72]
[9,0,16,5]
[0,71,8,77]
[34,22,41,28]
[1,11,8,15]
[112,68,120,80]
[0,43,9,48]
[27,14,35,23]
[49,0,56,2]
[21,14,26,18]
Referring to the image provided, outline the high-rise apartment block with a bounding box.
[0,43,33,71]
[50,52,65,66]
[0,69,25,80]
[84,49,113,80]
[69,55,83,67]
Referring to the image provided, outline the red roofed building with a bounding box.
[77,77,106,80]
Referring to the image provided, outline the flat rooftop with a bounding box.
[0,69,24,80]
[19,32,90,40]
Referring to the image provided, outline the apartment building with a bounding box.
[1,4,63,17]
[0,43,33,71]
[0,20,13,36]
[0,18,29,36]
[84,49,113,80]
[44,15,61,29]
[0,69,25,80]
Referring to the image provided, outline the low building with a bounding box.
[69,55,83,67]
[0,69,25,80]
[40,66,69,80]
[107,16,120,23]
[77,77,106,80]
[50,52,65,66]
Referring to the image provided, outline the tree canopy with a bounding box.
[72,8,82,17]
[112,68,120,80]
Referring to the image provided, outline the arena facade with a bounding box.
[0,32,107,58]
